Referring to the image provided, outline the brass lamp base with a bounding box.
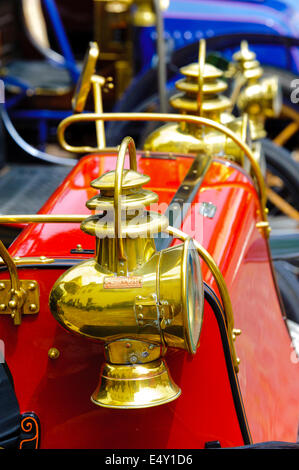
[91,359,181,409]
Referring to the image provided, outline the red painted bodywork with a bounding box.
[1,152,299,448]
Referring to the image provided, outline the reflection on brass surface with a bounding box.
[0,240,39,325]
[0,215,87,224]
[57,111,268,226]
[0,256,55,266]
[143,39,250,167]
[72,42,100,113]
[165,226,240,373]
[91,359,181,409]
[229,41,282,140]
[93,0,133,96]
[132,0,156,26]
[0,278,39,325]
[72,41,108,148]
[48,347,60,360]
[49,137,205,408]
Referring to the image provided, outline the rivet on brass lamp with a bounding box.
[49,136,204,409]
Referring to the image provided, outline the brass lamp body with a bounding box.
[143,39,251,168]
[49,137,204,409]
[231,41,282,140]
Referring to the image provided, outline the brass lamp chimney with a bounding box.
[230,40,282,140]
[49,136,204,409]
[143,39,250,167]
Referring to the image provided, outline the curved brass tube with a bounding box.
[57,112,267,223]
[114,136,137,260]
[0,240,20,293]
[166,225,240,373]
[0,240,24,325]
[0,214,87,223]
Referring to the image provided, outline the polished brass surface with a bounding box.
[0,240,41,325]
[80,137,168,267]
[230,41,282,140]
[48,347,60,360]
[165,226,240,373]
[132,0,156,26]
[0,278,39,325]
[0,256,55,266]
[104,339,161,364]
[57,112,269,227]
[91,358,181,409]
[169,42,232,121]
[49,136,205,408]
[72,41,109,148]
[93,0,133,97]
[72,42,100,113]
[0,240,24,325]
[142,39,252,166]
[0,215,87,224]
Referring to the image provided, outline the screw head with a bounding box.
[129,354,138,364]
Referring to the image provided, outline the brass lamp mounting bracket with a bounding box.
[0,241,39,325]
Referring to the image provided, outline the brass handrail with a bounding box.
[0,215,87,223]
[57,112,268,223]
[114,136,137,260]
[166,225,240,373]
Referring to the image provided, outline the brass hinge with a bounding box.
[0,240,40,325]
[0,280,39,325]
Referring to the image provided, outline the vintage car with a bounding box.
[0,40,299,451]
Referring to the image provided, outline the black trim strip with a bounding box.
[155,153,212,251]
[204,282,252,445]
[0,258,87,273]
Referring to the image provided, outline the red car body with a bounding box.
[0,151,299,449]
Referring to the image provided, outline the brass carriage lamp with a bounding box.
[231,41,282,139]
[143,39,251,167]
[49,136,204,409]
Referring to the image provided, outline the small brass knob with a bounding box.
[48,347,60,360]
[8,299,17,309]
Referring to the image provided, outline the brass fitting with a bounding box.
[230,41,282,140]
[49,136,204,408]
[143,39,251,167]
